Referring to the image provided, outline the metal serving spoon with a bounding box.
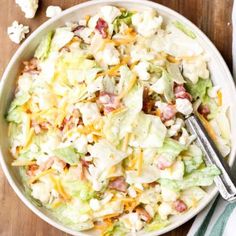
[185,115,236,202]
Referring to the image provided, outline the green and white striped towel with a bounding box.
[188,3,236,236]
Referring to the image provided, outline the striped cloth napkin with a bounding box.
[187,2,236,236]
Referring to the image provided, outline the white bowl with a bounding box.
[0,0,236,235]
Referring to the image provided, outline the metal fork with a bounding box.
[185,115,236,202]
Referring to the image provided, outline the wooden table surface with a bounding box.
[0,0,233,235]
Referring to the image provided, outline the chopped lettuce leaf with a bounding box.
[158,138,186,162]
[167,63,185,84]
[113,10,134,33]
[34,31,53,60]
[151,70,174,103]
[53,146,80,165]
[50,27,74,51]
[145,215,169,232]
[8,92,30,113]
[160,165,220,190]
[185,78,212,101]
[62,179,94,201]
[173,21,196,39]
[102,222,129,236]
[130,112,167,148]
[6,107,25,124]
[182,144,203,174]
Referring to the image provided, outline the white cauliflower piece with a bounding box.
[31,182,51,203]
[7,21,29,44]
[176,98,193,116]
[15,0,38,18]
[134,61,150,81]
[132,9,163,37]
[100,6,121,23]
[46,6,62,18]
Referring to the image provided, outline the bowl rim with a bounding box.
[0,0,235,235]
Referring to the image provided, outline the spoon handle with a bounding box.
[185,115,236,202]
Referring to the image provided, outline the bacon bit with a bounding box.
[39,157,66,172]
[156,155,172,170]
[95,18,108,38]
[108,176,128,192]
[27,164,39,177]
[22,58,40,74]
[148,182,158,188]
[98,92,120,114]
[135,206,152,223]
[142,87,155,114]
[173,199,187,213]
[174,84,192,101]
[160,104,177,122]
[198,104,210,119]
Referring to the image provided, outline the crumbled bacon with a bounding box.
[198,104,210,119]
[39,157,66,172]
[160,104,177,122]
[95,18,108,38]
[27,164,39,176]
[22,58,40,74]
[142,87,155,114]
[173,199,187,213]
[108,176,128,192]
[156,155,172,170]
[135,206,152,223]
[98,92,120,114]
[174,84,192,101]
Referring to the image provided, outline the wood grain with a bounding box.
[0,0,233,236]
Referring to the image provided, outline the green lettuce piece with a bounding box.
[103,84,143,144]
[160,165,220,190]
[8,92,30,113]
[34,31,53,60]
[6,107,25,124]
[113,10,134,33]
[182,144,203,174]
[102,222,129,236]
[158,138,186,162]
[185,78,212,101]
[62,179,94,201]
[145,215,169,232]
[151,70,174,103]
[173,21,196,39]
[51,199,93,231]
[131,112,167,148]
[53,146,80,165]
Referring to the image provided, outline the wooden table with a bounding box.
[0,0,233,235]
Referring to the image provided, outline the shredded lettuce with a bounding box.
[158,138,186,162]
[160,165,220,190]
[185,78,212,101]
[182,144,203,174]
[34,31,53,60]
[113,10,134,33]
[173,21,196,39]
[145,215,169,232]
[8,92,30,113]
[130,112,167,148]
[6,107,25,124]
[53,146,80,165]
[102,222,129,236]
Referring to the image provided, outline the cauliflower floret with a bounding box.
[167,118,184,137]
[89,198,101,211]
[7,21,29,44]
[46,6,62,18]
[134,61,150,81]
[74,135,88,154]
[161,186,180,202]
[182,57,209,84]
[130,44,155,63]
[132,9,163,37]
[15,0,38,18]
[120,213,144,232]
[77,102,101,125]
[176,98,193,116]
[158,202,173,220]
[96,43,120,66]
[100,6,121,23]
[31,182,51,203]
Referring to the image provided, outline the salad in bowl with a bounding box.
[6,4,231,235]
